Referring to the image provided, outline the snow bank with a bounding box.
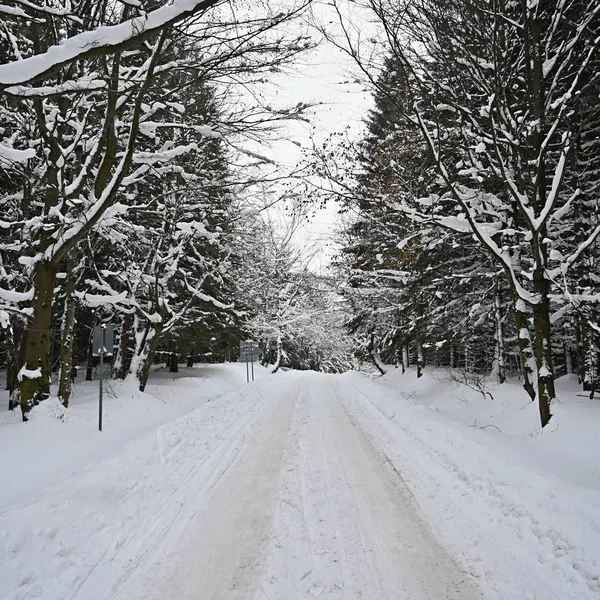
[0,364,266,512]
[340,368,600,600]
[2,364,597,600]
[0,363,271,600]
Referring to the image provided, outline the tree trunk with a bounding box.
[449,344,456,369]
[514,302,536,401]
[6,322,22,410]
[19,260,56,420]
[5,326,17,394]
[575,317,584,385]
[115,312,134,379]
[416,339,424,379]
[5,349,12,393]
[58,255,76,407]
[402,341,409,372]
[137,325,163,392]
[187,345,195,368]
[396,344,405,373]
[170,351,179,373]
[582,313,598,397]
[259,340,269,366]
[532,300,555,428]
[367,333,387,376]
[528,8,556,428]
[271,335,283,374]
[581,316,591,391]
[465,342,474,373]
[493,284,506,384]
[564,340,573,375]
[85,336,94,381]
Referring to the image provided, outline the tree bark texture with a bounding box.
[532,300,555,427]
[115,312,134,380]
[271,335,283,374]
[564,340,573,375]
[187,346,195,368]
[20,260,56,419]
[170,352,179,373]
[58,255,76,407]
[367,333,386,376]
[494,285,506,384]
[582,312,598,398]
[137,325,163,392]
[402,342,409,372]
[449,344,456,369]
[514,306,536,402]
[416,339,424,379]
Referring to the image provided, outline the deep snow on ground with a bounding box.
[343,368,600,599]
[0,364,599,600]
[0,364,266,511]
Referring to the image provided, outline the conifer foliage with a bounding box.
[329,0,600,426]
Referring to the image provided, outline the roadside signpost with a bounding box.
[239,340,261,382]
[92,325,114,431]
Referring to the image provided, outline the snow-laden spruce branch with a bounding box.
[412,108,538,305]
[2,0,83,22]
[44,29,170,266]
[0,0,222,87]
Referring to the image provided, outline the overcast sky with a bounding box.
[254,1,377,270]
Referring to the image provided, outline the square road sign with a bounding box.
[92,325,115,357]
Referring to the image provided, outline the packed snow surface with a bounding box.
[1,364,599,599]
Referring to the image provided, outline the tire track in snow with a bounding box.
[340,377,600,599]
[0,381,273,600]
[125,377,303,600]
[257,374,482,599]
[70,392,268,600]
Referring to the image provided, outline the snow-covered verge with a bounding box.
[1,364,598,600]
[0,364,265,511]
[340,368,600,600]
[0,363,269,600]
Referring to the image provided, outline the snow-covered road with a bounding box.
[4,366,599,600]
[117,373,481,600]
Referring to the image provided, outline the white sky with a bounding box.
[252,1,377,271]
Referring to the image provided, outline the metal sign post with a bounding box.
[239,340,260,382]
[99,327,104,432]
[92,325,114,432]
[246,346,249,383]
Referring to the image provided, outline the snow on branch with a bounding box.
[0,0,221,88]
[9,0,83,21]
[0,286,33,303]
[132,143,198,165]
[560,224,600,276]
[76,291,133,308]
[4,77,107,98]
[0,144,35,164]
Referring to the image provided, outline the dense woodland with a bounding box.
[0,0,349,422]
[0,0,598,428]
[313,0,599,427]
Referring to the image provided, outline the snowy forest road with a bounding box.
[122,372,482,600]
